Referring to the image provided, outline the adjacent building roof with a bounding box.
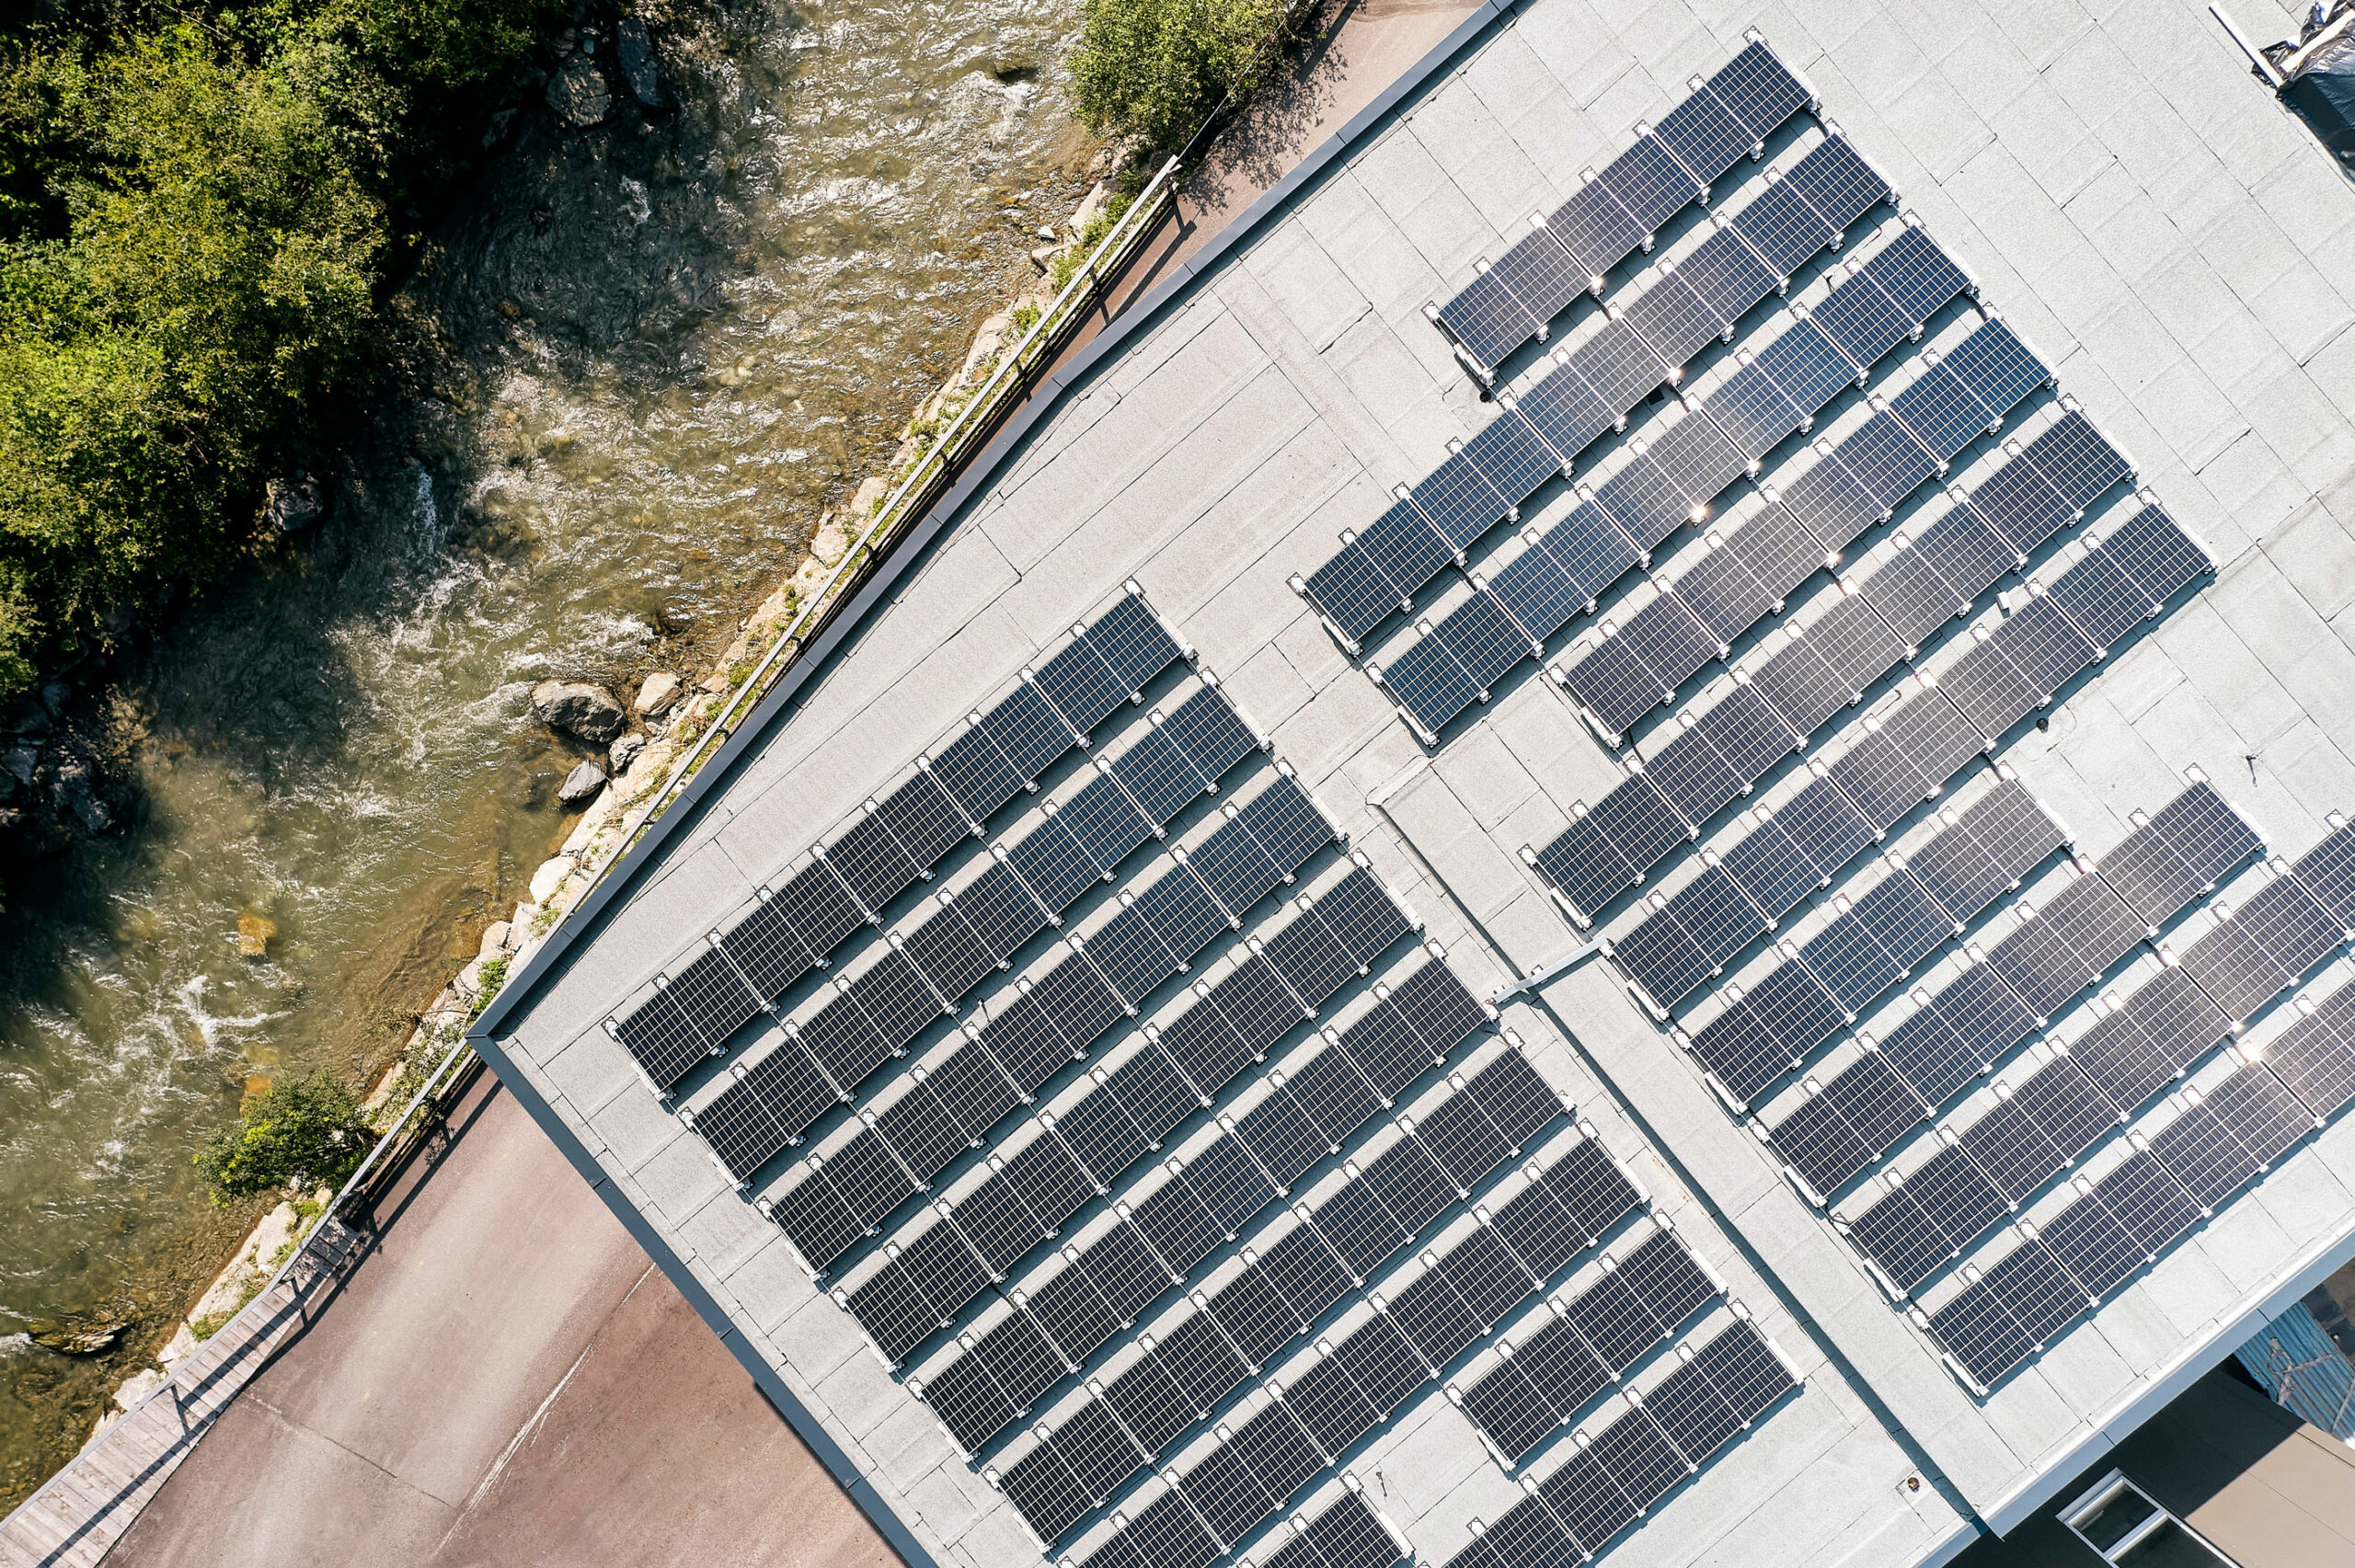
[471,3,2355,1566]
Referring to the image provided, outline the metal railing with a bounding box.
[572,155,1185,893]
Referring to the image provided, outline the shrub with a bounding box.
[1068,0,1288,154]
[193,1070,374,1205]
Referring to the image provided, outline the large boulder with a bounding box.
[615,18,666,109]
[530,680,626,743]
[547,55,612,127]
[557,760,607,805]
[52,754,113,833]
[633,670,682,715]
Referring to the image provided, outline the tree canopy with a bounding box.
[1067,0,1287,155]
[0,0,557,698]
[193,1070,375,1204]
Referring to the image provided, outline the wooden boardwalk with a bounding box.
[0,1219,363,1568]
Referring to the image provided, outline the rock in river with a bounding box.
[266,474,326,533]
[615,18,666,109]
[547,55,612,127]
[530,680,626,743]
[610,733,647,774]
[557,760,607,805]
[633,670,682,715]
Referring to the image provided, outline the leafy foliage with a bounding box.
[0,0,559,698]
[1067,0,1286,154]
[193,1070,375,1204]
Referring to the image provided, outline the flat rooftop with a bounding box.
[472,3,2355,1566]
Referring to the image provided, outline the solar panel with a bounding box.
[951,860,1053,963]
[954,1169,1051,1275]
[2145,1093,2262,1211]
[1588,1404,1691,1508]
[822,807,923,917]
[1411,453,1513,555]
[1599,134,1701,235]
[716,894,818,1007]
[1125,1487,1223,1568]
[1300,540,1411,648]
[1574,318,1676,419]
[1769,1057,1926,1198]
[1034,630,1131,740]
[1310,1174,1412,1278]
[1361,1136,1458,1234]
[1513,358,1620,470]
[1486,1173,1593,1282]
[2088,1148,2200,1259]
[2260,1003,2355,1121]
[999,1431,1093,1539]
[1675,224,1780,326]
[1613,868,1767,1013]
[1334,1310,1433,1413]
[1409,1090,1510,1192]
[1120,871,1227,982]
[1462,1348,1566,1464]
[928,719,1028,826]
[1536,1442,1640,1552]
[613,987,714,1093]
[1444,1225,1541,1327]
[1743,627,1858,740]
[1784,134,1890,240]
[1541,1135,1645,1239]
[1306,1489,1407,1568]
[902,901,998,1004]
[916,1040,1020,1142]
[1062,773,1158,879]
[876,769,975,873]
[1211,1262,1307,1369]
[1643,1349,1744,1462]
[1284,1049,1381,1149]
[1129,1171,1227,1276]
[1527,778,1683,921]
[1332,998,1440,1104]
[1652,83,1753,189]
[891,1221,992,1336]
[1436,262,1547,376]
[1516,1314,1614,1421]
[1729,177,1835,285]
[1110,725,1206,833]
[1623,269,1727,370]
[1377,628,1481,739]
[1953,1089,2068,1204]
[1804,271,1909,377]
[1283,1352,1381,1459]
[1385,1260,1484,1367]
[1637,716,1751,831]
[2208,1056,2325,1164]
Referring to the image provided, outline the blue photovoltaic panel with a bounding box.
[1653,82,1754,187]
[1437,262,1546,374]
[1708,39,1813,143]
[1599,135,1701,234]
[1411,452,1512,554]
[1301,540,1410,647]
[1463,405,1566,503]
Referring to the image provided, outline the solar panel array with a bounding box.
[1763,783,2261,1200]
[688,750,1305,1192]
[922,1042,1561,1464]
[977,1051,1586,1542]
[1380,236,2039,743]
[1301,130,1896,654]
[1046,1127,1757,1568]
[1525,497,2206,929]
[1429,39,1817,379]
[1921,965,2355,1391]
[1836,816,2355,1300]
[1610,769,2062,1023]
[768,854,1408,1274]
[831,850,1460,1367]
[1240,1487,1407,1568]
[1437,1317,1800,1568]
[606,585,1189,1093]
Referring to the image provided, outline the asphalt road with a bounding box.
[110,1080,894,1568]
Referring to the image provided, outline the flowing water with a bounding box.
[0,0,1086,1504]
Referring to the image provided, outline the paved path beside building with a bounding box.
[109,1081,894,1568]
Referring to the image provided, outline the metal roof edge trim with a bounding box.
[468,0,1513,1048]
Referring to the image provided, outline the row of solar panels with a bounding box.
[1298,132,1901,654]
[982,1049,1585,1541]
[1058,1150,1706,1568]
[607,585,1190,1092]
[1613,769,2062,1021]
[1246,1486,1406,1568]
[1837,816,2355,1299]
[1376,221,2023,743]
[687,766,1323,1195]
[1551,315,2048,746]
[1430,38,1818,378]
[1762,782,2265,1198]
[833,943,1493,1368]
[1438,1316,1801,1568]
[766,854,1407,1276]
[1448,1224,1734,1467]
[1923,971,2355,1391]
[1524,500,2211,932]
[919,1039,1562,1462]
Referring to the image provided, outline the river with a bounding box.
[0,0,1085,1505]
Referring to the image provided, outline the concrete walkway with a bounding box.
[109,1082,894,1568]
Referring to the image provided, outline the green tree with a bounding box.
[1067,0,1287,154]
[193,1070,374,1205]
